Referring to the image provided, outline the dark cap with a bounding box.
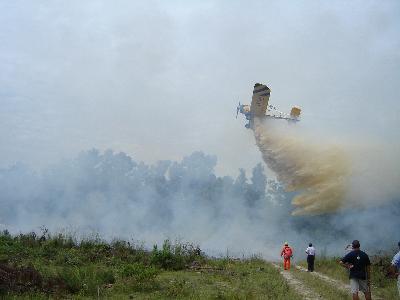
[309,243,312,247]
[352,240,360,249]
[398,241,400,247]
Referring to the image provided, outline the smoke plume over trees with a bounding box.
[0,149,398,257]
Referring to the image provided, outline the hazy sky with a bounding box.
[1,0,399,176]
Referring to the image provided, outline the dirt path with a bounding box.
[295,265,350,293]
[271,263,323,300]
[295,265,383,300]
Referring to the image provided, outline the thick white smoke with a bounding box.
[0,147,399,258]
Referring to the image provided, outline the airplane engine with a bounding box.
[242,105,251,113]
[290,106,301,118]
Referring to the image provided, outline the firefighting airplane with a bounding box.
[236,83,301,128]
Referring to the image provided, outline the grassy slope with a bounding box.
[297,257,398,299]
[107,260,302,299]
[0,231,301,299]
[3,230,397,299]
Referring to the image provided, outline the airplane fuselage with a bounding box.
[237,83,301,129]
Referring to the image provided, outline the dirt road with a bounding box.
[272,263,323,299]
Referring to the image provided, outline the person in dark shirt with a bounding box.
[339,240,371,300]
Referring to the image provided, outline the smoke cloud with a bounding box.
[0,148,399,258]
[0,1,399,258]
[0,150,285,257]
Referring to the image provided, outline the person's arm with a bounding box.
[389,253,400,277]
[366,265,371,287]
[388,265,399,277]
[339,254,353,269]
[339,260,353,269]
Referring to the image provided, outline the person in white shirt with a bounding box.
[389,241,400,297]
[305,243,316,272]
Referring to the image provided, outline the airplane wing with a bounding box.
[250,83,270,117]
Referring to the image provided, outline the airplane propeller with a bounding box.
[236,101,240,119]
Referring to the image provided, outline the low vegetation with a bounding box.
[0,230,301,299]
[2,229,398,299]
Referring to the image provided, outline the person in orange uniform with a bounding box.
[281,242,293,270]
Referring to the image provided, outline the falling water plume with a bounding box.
[253,118,349,215]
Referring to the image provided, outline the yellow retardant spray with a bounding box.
[253,118,349,215]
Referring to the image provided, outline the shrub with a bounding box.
[120,263,158,281]
[40,242,58,260]
[59,266,115,296]
[151,241,181,270]
[18,232,39,248]
[165,278,189,297]
[55,249,82,266]
[150,240,202,270]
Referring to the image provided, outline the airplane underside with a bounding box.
[245,115,299,129]
[237,83,301,129]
